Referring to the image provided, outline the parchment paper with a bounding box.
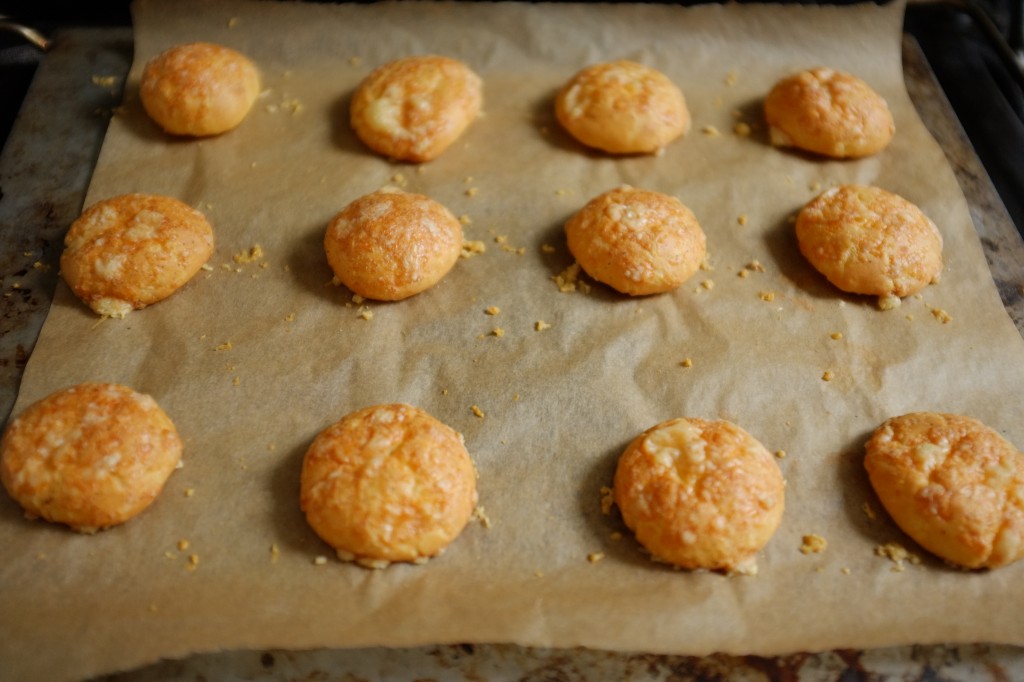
[3,1,1024,680]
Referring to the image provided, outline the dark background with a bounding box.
[2,0,1022,235]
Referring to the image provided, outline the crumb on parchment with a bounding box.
[472,505,492,529]
[461,241,486,259]
[800,534,827,555]
[534,320,551,332]
[471,405,485,419]
[680,358,693,368]
[233,244,264,264]
[875,542,921,571]
[587,552,605,564]
[600,486,615,515]
[863,502,877,520]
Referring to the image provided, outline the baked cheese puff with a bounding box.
[300,404,478,568]
[764,67,894,158]
[350,55,483,162]
[555,60,690,154]
[0,383,183,533]
[565,186,706,296]
[140,42,260,137]
[60,193,215,319]
[614,417,785,574]
[865,412,1024,570]
[796,185,942,308]
[324,188,462,301]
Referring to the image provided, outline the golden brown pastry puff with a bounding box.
[796,184,942,308]
[60,193,215,318]
[324,188,462,301]
[614,417,785,574]
[564,186,706,296]
[140,42,260,137]
[865,412,1024,570]
[764,67,894,158]
[1,383,183,533]
[300,404,478,568]
[350,55,483,162]
[555,60,690,154]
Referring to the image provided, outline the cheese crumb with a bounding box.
[930,307,952,324]
[552,263,583,293]
[724,71,738,86]
[177,539,190,551]
[540,244,556,254]
[759,291,775,302]
[214,341,233,352]
[471,405,485,419]
[775,450,786,459]
[841,567,851,575]
[701,125,720,137]
[534,320,551,332]
[233,245,264,264]
[472,505,493,529]
[862,502,877,520]
[270,544,280,563]
[875,542,919,571]
[490,327,504,338]
[313,556,328,566]
[822,370,834,382]
[184,488,195,497]
[460,240,486,258]
[465,187,479,197]
[485,306,500,316]
[701,279,714,290]
[737,213,749,226]
[459,214,472,225]
[733,122,752,137]
[391,173,408,187]
[879,294,901,311]
[358,308,374,321]
[830,331,843,340]
[800,534,828,554]
[587,552,605,564]
[187,554,199,571]
[680,358,693,368]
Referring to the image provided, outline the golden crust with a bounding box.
[0,383,183,533]
[565,186,706,296]
[60,194,215,318]
[865,412,1024,569]
[300,404,478,565]
[350,55,482,163]
[613,417,785,572]
[796,185,943,302]
[763,67,894,158]
[555,60,690,154]
[324,188,462,301]
[140,42,260,137]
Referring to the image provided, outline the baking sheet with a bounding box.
[2,1,1024,680]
